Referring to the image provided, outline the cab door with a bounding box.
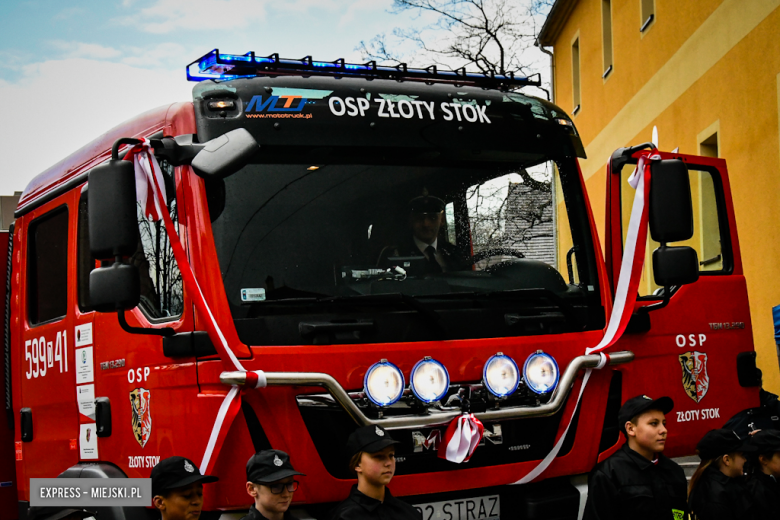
[605,151,759,458]
[15,192,80,498]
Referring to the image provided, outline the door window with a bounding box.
[619,164,728,297]
[28,207,69,324]
[133,159,183,319]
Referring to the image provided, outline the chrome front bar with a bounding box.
[220,350,634,430]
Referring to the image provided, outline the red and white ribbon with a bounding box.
[514,150,660,484]
[439,413,484,463]
[124,141,262,475]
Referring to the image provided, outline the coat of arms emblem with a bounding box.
[679,351,709,403]
[130,387,152,448]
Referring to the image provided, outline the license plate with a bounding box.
[414,495,500,520]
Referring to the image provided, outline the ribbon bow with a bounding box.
[439,413,485,463]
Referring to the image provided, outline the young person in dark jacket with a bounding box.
[150,456,219,520]
[330,425,422,520]
[688,429,755,520]
[241,450,306,520]
[744,429,780,517]
[583,395,687,520]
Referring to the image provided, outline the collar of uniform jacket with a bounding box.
[620,443,668,470]
[347,485,395,511]
[242,504,299,520]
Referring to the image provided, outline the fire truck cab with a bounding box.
[0,50,763,519]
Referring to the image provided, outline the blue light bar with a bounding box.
[186,49,541,89]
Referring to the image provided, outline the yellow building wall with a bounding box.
[548,0,780,391]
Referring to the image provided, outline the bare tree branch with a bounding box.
[358,0,552,79]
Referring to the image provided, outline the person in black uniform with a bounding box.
[379,195,469,274]
[330,425,422,520]
[583,395,687,520]
[150,456,219,520]
[744,429,780,517]
[242,449,305,520]
[688,429,755,520]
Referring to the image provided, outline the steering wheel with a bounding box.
[469,248,525,266]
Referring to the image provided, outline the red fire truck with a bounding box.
[0,50,762,519]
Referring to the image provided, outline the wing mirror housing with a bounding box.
[643,158,699,313]
[152,128,259,179]
[649,159,694,243]
[88,158,138,259]
[653,245,699,287]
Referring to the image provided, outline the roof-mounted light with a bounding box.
[186,49,542,89]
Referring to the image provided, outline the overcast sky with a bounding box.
[0,0,548,197]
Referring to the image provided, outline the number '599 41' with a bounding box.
[25,330,68,379]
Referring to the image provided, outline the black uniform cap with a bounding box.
[246,449,305,484]
[408,195,445,214]
[697,429,746,460]
[617,394,674,434]
[150,456,218,496]
[347,425,400,457]
[744,429,780,455]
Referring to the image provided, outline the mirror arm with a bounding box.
[149,135,206,166]
[609,142,656,174]
[117,310,176,337]
[637,286,671,314]
[112,138,143,160]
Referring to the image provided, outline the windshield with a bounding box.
[208,155,603,345]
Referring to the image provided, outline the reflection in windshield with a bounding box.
[208,158,602,344]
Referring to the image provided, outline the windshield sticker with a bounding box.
[245,95,314,119]
[241,288,266,302]
[377,93,420,102]
[328,96,491,124]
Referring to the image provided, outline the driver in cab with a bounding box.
[381,195,468,274]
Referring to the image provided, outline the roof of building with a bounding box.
[537,0,578,47]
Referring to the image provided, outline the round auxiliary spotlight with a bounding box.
[410,357,450,404]
[363,360,405,407]
[523,351,560,395]
[483,352,520,398]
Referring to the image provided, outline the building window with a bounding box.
[572,37,581,114]
[641,0,655,32]
[700,131,718,158]
[602,0,613,78]
[28,206,69,325]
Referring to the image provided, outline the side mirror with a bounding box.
[191,128,259,179]
[88,139,141,313]
[649,159,693,243]
[652,245,699,287]
[89,262,140,312]
[88,159,138,258]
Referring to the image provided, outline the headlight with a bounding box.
[483,353,520,397]
[364,360,405,407]
[523,351,559,395]
[410,357,449,404]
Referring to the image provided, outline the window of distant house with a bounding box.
[602,0,613,78]
[572,37,581,114]
[641,0,655,32]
